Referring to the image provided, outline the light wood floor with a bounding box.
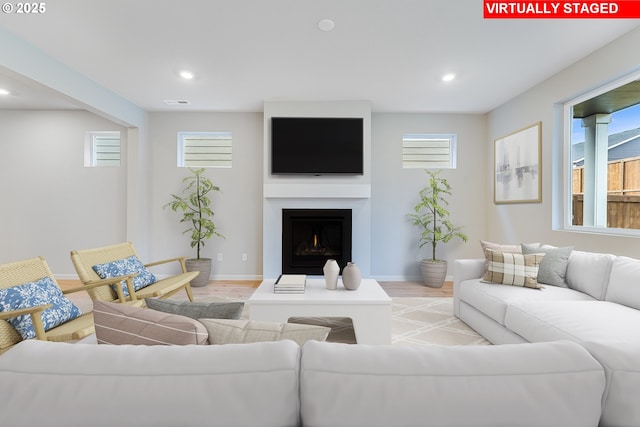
[58,279,453,298]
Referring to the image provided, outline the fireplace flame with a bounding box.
[313,233,318,248]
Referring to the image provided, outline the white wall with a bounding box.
[371,113,487,280]
[148,112,263,279]
[486,26,640,259]
[0,110,127,275]
[5,27,640,280]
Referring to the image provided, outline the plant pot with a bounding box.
[421,259,447,288]
[185,258,212,287]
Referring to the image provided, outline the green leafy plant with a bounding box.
[408,169,468,262]
[164,168,224,259]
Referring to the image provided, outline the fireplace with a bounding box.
[282,209,352,275]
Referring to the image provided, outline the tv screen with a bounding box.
[271,117,364,175]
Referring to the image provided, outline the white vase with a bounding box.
[323,259,339,290]
[342,262,362,290]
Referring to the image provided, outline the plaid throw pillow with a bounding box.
[482,249,544,289]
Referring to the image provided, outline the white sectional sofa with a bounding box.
[454,249,640,427]
[0,339,604,427]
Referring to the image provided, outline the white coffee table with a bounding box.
[247,278,392,344]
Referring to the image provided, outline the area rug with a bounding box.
[198,295,489,346]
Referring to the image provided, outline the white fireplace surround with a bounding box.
[262,100,373,280]
[262,190,371,279]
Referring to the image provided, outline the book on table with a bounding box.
[274,274,306,293]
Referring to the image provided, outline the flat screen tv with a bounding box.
[271,117,364,175]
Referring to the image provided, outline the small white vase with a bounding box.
[323,259,339,290]
[342,262,362,290]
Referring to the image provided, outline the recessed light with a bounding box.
[318,19,335,32]
[179,70,194,80]
[442,73,456,82]
[0,88,10,96]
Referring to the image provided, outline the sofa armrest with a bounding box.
[453,259,485,317]
[453,259,486,286]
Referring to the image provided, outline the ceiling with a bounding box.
[0,0,639,114]
[573,80,640,118]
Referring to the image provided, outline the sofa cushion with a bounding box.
[145,298,244,320]
[505,301,640,344]
[0,339,301,427]
[300,340,604,427]
[605,256,640,311]
[582,341,640,427]
[0,276,83,339]
[565,251,615,300]
[92,255,157,297]
[482,250,544,289]
[521,244,573,288]
[457,278,595,326]
[93,301,208,345]
[199,318,330,346]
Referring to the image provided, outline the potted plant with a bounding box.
[165,167,224,287]
[408,169,468,287]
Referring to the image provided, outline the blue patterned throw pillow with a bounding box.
[0,276,83,340]
[92,255,157,297]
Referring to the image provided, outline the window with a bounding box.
[177,132,232,168]
[84,131,120,167]
[402,133,457,169]
[565,71,640,233]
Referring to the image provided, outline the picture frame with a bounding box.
[494,122,541,204]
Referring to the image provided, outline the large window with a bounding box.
[177,132,232,168]
[402,133,457,169]
[565,72,640,233]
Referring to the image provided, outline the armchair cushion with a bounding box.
[145,298,244,320]
[0,277,82,339]
[92,255,156,297]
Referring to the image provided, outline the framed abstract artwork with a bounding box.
[494,122,542,204]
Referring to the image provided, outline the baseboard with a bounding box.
[54,273,264,282]
[372,275,453,282]
[209,275,264,281]
[56,273,80,280]
[56,273,451,283]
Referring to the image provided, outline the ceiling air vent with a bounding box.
[164,100,191,105]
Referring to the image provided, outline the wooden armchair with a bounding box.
[0,256,100,354]
[70,242,196,304]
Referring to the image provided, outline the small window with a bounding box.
[402,133,457,169]
[177,132,232,168]
[84,131,120,167]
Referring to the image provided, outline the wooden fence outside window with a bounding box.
[572,156,640,229]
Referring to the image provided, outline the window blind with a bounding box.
[402,134,456,169]
[179,132,232,168]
